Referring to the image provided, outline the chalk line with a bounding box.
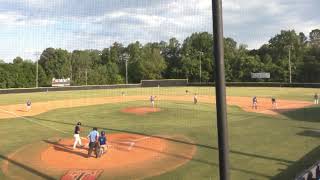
[0,108,68,134]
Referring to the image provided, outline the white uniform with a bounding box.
[314,94,319,104]
[73,125,82,149]
[26,100,32,111]
[150,96,155,107]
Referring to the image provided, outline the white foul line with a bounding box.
[0,107,68,134]
[132,136,151,142]
[127,136,151,150]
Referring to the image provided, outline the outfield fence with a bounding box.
[0,84,140,94]
[0,81,319,94]
[141,79,188,87]
[189,82,320,88]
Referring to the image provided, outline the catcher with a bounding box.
[97,131,107,158]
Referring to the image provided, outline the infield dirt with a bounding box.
[0,95,313,119]
[2,133,196,179]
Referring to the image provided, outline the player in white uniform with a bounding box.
[314,93,319,105]
[252,96,258,109]
[73,122,83,149]
[194,94,198,104]
[150,95,156,108]
[26,99,32,112]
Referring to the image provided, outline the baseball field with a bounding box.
[0,86,319,180]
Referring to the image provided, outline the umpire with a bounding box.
[87,127,100,158]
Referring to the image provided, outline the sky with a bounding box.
[0,0,319,62]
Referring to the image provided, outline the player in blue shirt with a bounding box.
[97,131,107,157]
[87,127,99,158]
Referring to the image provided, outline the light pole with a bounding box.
[36,60,38,88]
[34,52,41,88]
[286,45,293,83]
[288,46,292,83]
[199,51,204,84]
[85,69,88,86]
[120,53,130,84]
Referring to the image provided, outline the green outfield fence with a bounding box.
[0,84,140,94]
[141,79,188,87]
[0,81,319,94]
[189,82,320,88]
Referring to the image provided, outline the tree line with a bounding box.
[0,29,319,88]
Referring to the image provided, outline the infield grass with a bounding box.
[0,86,318,105]
[0,95,319,179]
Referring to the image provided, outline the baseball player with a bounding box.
[97,131,107,157]
[150,95,156,108]
[252,96,258,109]
[194,94,198,104]
[73,122,83,149]
[271,97,277,109]
[87,127,99,158]
[314,93,319,105]
[26,99,32,112]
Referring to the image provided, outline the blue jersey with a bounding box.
[88,130,99,142]
[98,136,107,145]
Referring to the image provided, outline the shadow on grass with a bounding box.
[297,130,320,138]
[0,154,55,180]
[271,145,320,180]
[32,117,294,165]
[127,143,272,178]
[280,106,320,123]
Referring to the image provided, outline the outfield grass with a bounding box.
[0,86,318,105]
[0,98,319,179]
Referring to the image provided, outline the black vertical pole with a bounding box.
[212,0,230,180]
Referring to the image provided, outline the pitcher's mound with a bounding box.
[121,107,161,115]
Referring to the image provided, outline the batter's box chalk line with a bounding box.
[110,136,151,150]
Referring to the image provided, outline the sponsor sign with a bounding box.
[251,73,270,79]
[52,78,71,87]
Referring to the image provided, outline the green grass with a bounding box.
[0,86,318,105]
[0,98,319,180]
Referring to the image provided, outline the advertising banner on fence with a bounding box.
[251,73,270,79]
[52,78,71,87]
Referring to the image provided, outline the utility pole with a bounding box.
[288,46,292,83]
[199,51,203,84]
[120,53,130,84]
[125,60,128,84]
[85,69,88,86]
[34,52,41,88]
[36,60,38,88]
[285,45,293,83]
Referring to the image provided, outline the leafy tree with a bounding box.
[309,29,320,46]
[13,56,23,64]
[181,32,214,82]
[39,48,71,85]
